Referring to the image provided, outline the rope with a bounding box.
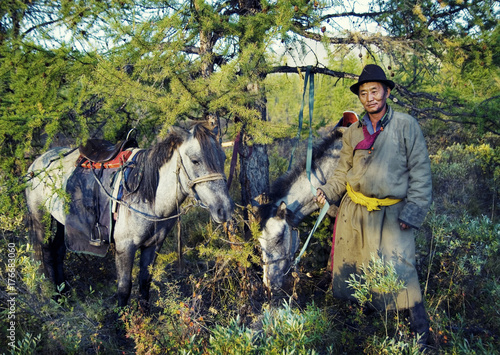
[285,66,331,274]
[288,67,311,171]
[91,167,194,222]
[187,173,226,189]
[226,131,241,189]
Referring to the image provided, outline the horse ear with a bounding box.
[168,125,188,138]
[254,193,269,206]
[207,114,219,135]
[277,201,287,220]
[249,193,270,225]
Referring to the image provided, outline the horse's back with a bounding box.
[26,147,80,224]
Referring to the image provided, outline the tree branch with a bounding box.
[268,65,500,136]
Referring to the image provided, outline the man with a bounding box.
[316,64,432,345]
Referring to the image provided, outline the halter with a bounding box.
[176,153,226,206]
[262,255,292,267]
[261,225,300,276]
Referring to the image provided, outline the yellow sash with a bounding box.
[346,183,402,211]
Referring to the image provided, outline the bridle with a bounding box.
[90,144,226,222]
[175,152,226,207]
[261,225,300,276]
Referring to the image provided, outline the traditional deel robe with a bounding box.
[320,105,432,310]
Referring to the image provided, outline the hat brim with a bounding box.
[350,79,395,95]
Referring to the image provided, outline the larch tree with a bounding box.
[0,0,498,228]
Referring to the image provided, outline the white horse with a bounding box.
[26,122,234,308]
[257,126,348,292]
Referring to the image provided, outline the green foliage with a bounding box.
[346,253,408,339]
[0,0,499,353]
[209,316,256,354]
[364,334,422,355]
[260,301,330,353]
[208,301,332,354]
[346,253,407,310]
[423,211,499,309]
[120,295,206,355]
[431,143,500,219]
[7,332,42,355]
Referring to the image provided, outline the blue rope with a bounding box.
[287,67,331,270]
[288,67,311,171]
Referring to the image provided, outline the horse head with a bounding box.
[146,122,234,223]
[174,123,234,223]
[258,201,300,291]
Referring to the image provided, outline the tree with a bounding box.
[0,0,498,228]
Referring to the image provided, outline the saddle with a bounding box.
[79,138,138,163]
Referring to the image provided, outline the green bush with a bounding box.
[431,143,499,219]
[208,301,332,354]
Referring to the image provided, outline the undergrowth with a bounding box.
[0,142,499,354]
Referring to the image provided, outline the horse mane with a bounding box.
[138,122,219,204]
[268,127,344,203]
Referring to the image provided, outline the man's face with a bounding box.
[358,82,390,115]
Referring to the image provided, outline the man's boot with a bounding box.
[409,301,430,350]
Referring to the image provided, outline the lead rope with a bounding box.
[285,67,331,275]
[288,67,311,171]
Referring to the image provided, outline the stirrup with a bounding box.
[90,224,104,246]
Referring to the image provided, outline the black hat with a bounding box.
[350,64,395,95]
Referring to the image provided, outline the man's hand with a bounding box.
[315,189,327,206]
[399,222,410,230]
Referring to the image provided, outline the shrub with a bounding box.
[208,301,332,354]
[431,143,499,219]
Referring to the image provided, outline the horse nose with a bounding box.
[217,205,233,222]
[214,200,234,222]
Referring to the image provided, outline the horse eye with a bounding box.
[191,159,200,166]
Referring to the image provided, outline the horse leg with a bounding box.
[52,221,68,293]
[138,244,160,312]
[40,219,68,295]
[115,244,136,307]
[28,211,59,286]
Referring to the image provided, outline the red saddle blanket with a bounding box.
[78,150,133,169]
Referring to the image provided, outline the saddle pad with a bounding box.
[80,150,133,169]
[65,166,115,257]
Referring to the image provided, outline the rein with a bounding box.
[262,223,300,268]
[283,66,331,274]
[91,146,226,222]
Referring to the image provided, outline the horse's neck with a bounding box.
[153,152,188,216]
[280,148,340,225]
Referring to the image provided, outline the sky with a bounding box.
[274,0,377,66]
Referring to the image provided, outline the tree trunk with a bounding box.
[239,140,269,208]
[239,83,270,220]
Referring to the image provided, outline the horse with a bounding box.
[257,126,348,292]
[25,122,234,308]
